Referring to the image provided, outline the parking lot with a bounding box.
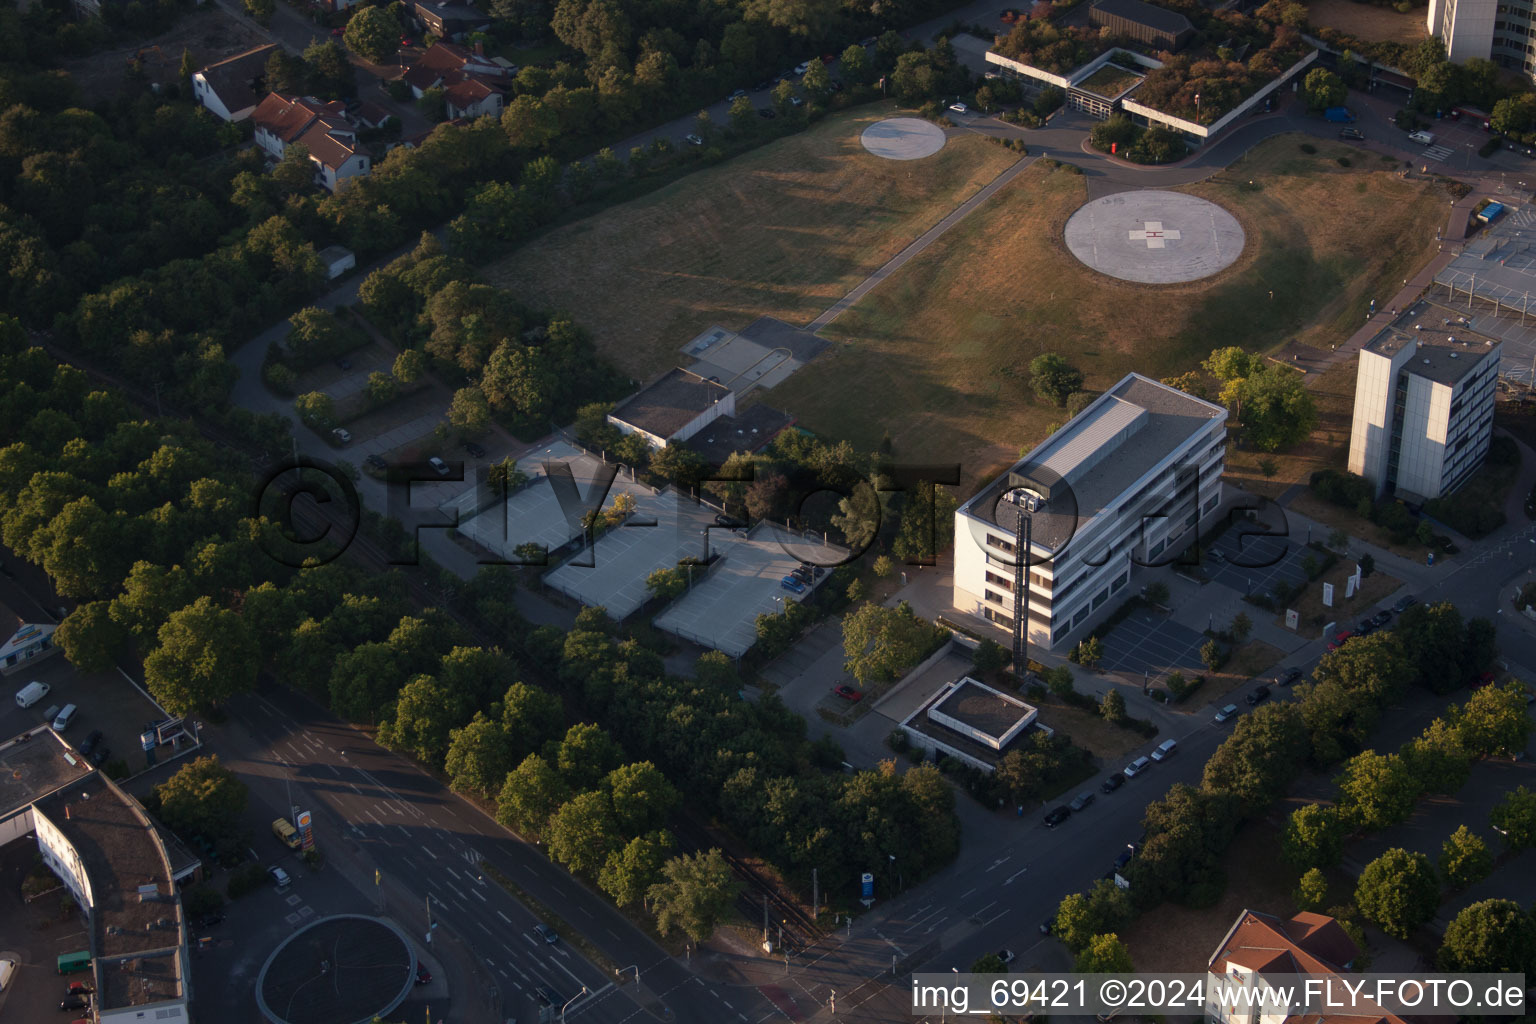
[1202,529,1313,604]
[653,524,845,657]
[1096,606,1208,681]
[543,486,719,620]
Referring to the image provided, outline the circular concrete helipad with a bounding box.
[1063,190,1244,284]
[860,117,947,160]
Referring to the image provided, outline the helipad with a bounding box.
[860,117,947,160]
[1063,191,1244,284]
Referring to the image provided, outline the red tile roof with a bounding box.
[252,93,369,172]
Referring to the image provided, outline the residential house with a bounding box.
[191,44,278,122]
[251,93,372,192]
[411,0,491,42]
[402,41,508,118]
[1206,909,1404,1024]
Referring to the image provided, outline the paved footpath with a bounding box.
[805,148,1035,330]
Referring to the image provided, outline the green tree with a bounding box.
[151,755,249,849]
[1394,601,1465,694]
[143,597,259,714]
[841,601,945,687]
[1053,880,1132,952]
[646,567,687,601]
[1438,899,1536,973]
[449,385,491,435]
[555,722,623,790]
[771,79,796,115]
[802,59,832,98]
[444,713,513,796]
[1491,786,1536,850]
[1402,718,1473,794]
[729,95,755,133]
[1074,933,1133,973]
[1300,67,1346,109]
[1100,688,1127,724]
[294,391,337,431]
[1451,681,1531,758]
[345,4,402,62]
[840,44,871,85]
[605,761,679,835]
[1202,703,1309,812]
[890,51,937,103]
[972,638,1010,674]
[1204,346,1256,382]
[1334,750,1421,831]
[1029,353,1084,406]
[598,830,673,906]
[648,848,740,943]
[1439,825,1491,889]
[971,952,1007,974]
[55,601,127,672]
[546,789,622,875]
[244,0,274,24]
[1230,612,1252,642]
[1293,867,1328,912]
[496,754,570,836]
[1238,366,1317,452]
[378,674,465,766]
[1200,638,1224,671]
[1282,804,1345,869]
[1355,848,1438,939]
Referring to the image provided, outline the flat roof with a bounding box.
[683,403,795,466]
[1090,0,1193,35]
[0,728,94,819]
[33,775,183,969]
[961,373,1225,550]
[932,678,1034,740]
[1363,310,1498,386]
[609,367,731,439]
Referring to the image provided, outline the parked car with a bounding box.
[330,26,343,36]
[790,95,804,107]
[1338,127,1364,140]
[331,427,352,445]
[685,133,704,146]
[1277,667,1303,687]
[998,948,1016,965]
[820,53,836,63]
[757,108,777,119]
[799,562,825,578]
[1150,738,1177,761]
[269,866,292,889]
[1355,619,1375,636]
[728,88,748,100]
[1068,792,1095,812]
[365,454,387,472]
[52,704,78,731]
[860,35,877,46]
[1370,609,1392,628]
[1123,756,1151,778]
[1408,130,1435,145]
[832,684,863,702]
[714,513,746,528]
[1326,629,1358,651]
[461,441,486,458]
[1246,684,1271,705]
[399,35,413,46]
[1038,918,1053,935]
[78,730,104,759]
[1112,849,1133,873]
[66,981,94,995]
[794,60,812,74]
[948,101,967,114]
[535,923,559,944]
[428,456,451,477]
[791,566,814,583]
[15,680,50,708]
[1043,806,1071,828]
[1214,703,1238,723]
[779,576,806,593]
[1207,548,1227,564]
[61,994,90,1011]
[1101,772,1125,793]
[415,966,432,986]
[1393,594,1419,613]
[754,80,772,91]
[195,913,224,930]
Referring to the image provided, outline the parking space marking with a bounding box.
[497,910,511,924]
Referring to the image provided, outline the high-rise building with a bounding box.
[1427,0,1535,77]
[1347,325,1499,501]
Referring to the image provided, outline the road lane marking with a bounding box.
[423,847,437,860]
[497,911,511,924]
[472,888,487,903]
[1003,867,1028,885]
[444,866,460,880]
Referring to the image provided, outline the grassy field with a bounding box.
[485,104,1021,377]
[771,135,1447,488]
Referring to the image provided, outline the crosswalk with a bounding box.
[1423,143,1455,163]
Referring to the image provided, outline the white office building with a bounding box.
[1347,327,1499,501]
[953,373,1227,650]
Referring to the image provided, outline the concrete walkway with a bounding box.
[804,149,1035,330]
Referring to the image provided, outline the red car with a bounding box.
[1325,630,1357,651]
[330,26,343,35]
[821,53,836,64]
[833,685,863,702]
[399,35,413,46]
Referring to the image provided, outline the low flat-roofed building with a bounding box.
[608,368,737,450]
[1347,313,1499,502]
[33,773,189,1020]
[0,728,95,845]
[899,675,1049,772]
[1089,0,1195,50]
[0,618,58,676]
[954,373,1226,650]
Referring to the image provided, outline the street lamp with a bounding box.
[560,986,588,1022]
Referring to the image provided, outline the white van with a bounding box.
[15,680,49,708]
[52,703,78,731]
[1150,738,1178,761]
[1408,130,1435,145]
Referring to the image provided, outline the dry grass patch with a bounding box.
[1033,699,1149,763]
[1306,0,1428,44]
[484,104,1020,377]
[1224,357,1358,499]
[1118,819,1298,972]
[1221,639,1285,682]
[1278,563,1402,638]
[1286,491,1426,559]
[777,135,1446,489]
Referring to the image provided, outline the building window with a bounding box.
[1091,587,1110,610]
[1203,494,1220,512]
[984,608,1014,628]
[986,534,1016,554]
[985,589,1008,605]
[1112,569,1130,591]
[1149,538,1166,557]
[985,571,1014,592]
